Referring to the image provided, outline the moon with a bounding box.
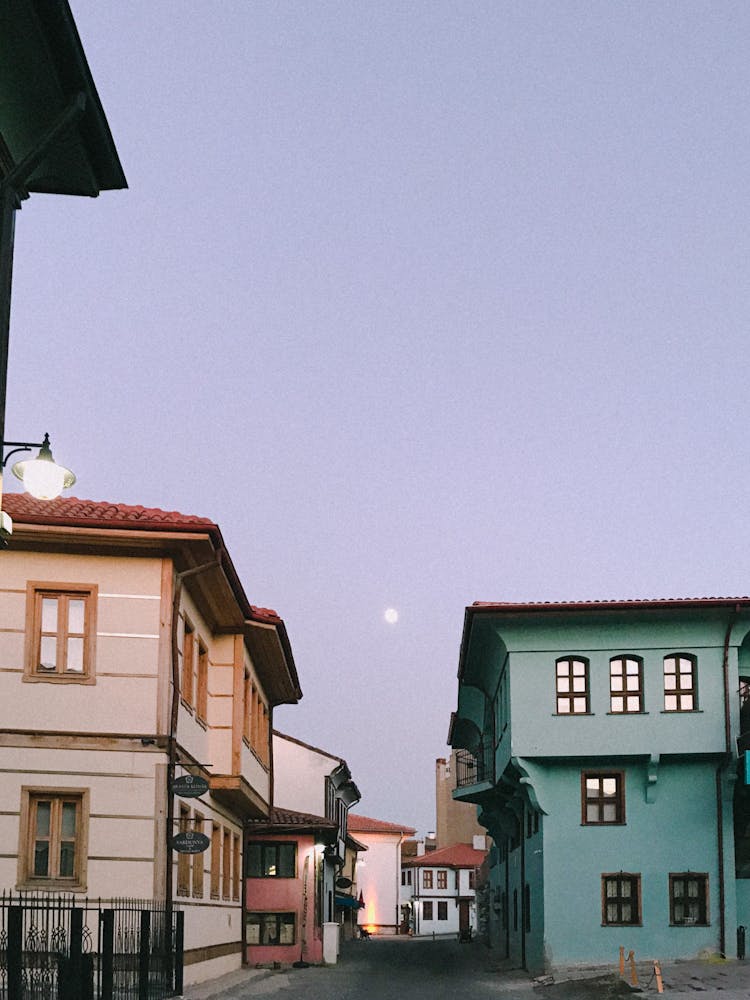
[384,608,399,625]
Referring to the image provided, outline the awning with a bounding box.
[335,895,362,910]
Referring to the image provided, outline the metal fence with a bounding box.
[455,741,494,788]
[0,892,183,1000]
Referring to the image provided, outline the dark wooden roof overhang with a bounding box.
[0,0,126,196]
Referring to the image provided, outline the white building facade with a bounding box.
[402,840,487,939]
[348,814,416,935]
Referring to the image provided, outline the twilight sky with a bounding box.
[6,2,750,836]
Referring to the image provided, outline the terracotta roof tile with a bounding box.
[246,808,338,831]
[471,597,750,613]
[2,493,216,530]
[403,843,487,869]
[347,813,416,836]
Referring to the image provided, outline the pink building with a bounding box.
[245,808,338,965]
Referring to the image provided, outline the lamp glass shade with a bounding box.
[11,439,76,500]
[16,459,67,500]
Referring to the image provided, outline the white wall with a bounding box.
[354,832,402,933]
[272,734,337,816]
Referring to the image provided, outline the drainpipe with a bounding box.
[716,612,738,958]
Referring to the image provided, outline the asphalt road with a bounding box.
[186,937,536,1000]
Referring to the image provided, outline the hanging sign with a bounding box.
[336,876,353,889]
[171,774,209,798]
[171,831,210,854]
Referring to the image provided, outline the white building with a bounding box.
[0,493,301,987]
[402,838,487,939]
[347,814,416,935]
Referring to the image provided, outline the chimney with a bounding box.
[472,835,486,851]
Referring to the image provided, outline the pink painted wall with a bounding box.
[245,832,323,965]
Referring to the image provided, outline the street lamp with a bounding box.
[3,433,75,500]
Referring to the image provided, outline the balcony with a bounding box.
[455,741,494,790]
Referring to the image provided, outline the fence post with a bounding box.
[174,910,185,996]
[139,909,151,1000]
[101,909,114,1000]
[67,905,83,1000]
[8,905,22,1000]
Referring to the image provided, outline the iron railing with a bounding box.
[455,742,494,788]
[0,892,183,1000]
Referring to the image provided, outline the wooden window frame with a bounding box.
[246,842,297,879]
[437,869,447,890]
[602,873,641,926]
[243,672,252,745]
[18,787,89,891]
[422,901,433,920]
[555,657,590,714]
[232,834,241,900]
[437,900,448,921]
[423,869,433,889]
[181,619,195,709]
[609,656,644,714]
[196,642,209,723]
[24,583,97,685]
[210,823,221,899]
[191,812,204,898]
[222,828,231,899]
[582,771,625,825]
[664,654,698,712]
[246,912,296,946]
[177,804,191,896]
[669,873,709,926]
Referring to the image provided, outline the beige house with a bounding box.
[0,493,301,986]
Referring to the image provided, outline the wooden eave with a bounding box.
[244,619,302,707]
[209,774,269,821]
[0,0,127,195]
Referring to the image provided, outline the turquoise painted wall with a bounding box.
[538,759,734,967]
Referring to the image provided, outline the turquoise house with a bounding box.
[449,598,750,973]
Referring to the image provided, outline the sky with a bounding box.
[6,1,750,837]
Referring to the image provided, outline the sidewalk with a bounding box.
[178,966,276,1000]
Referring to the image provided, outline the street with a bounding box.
[182,937,750,1000]
[183,937,535,1000]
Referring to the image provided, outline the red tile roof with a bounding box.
[403,842,487,869]
[2,493,283,623]
[2,493,216,530]
[347,814,416,836]
[246,807,338,830]
[471,597,750,613]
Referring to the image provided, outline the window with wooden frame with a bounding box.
[192,813,204,898]
[422,901,433,920]
[210,823,221,899]
[196,642,209,723]
[181,619,195,708]
[555,657,589,714]
[246,842,296,878]
[469,869,476,889]
[437,870,447,889]
[25,583,97,684]
[437,901,448,920]
[232,834,241,900]
[423,870,433,889]
[610,656,643,713]
[177,804,191,896]
[664,654,697,711]
[246,912,296,945]
[243,672,252,744]
[602,873,641,925]
[582,772,625,825]
[222,828,231,898]
[670,873,709,926]
[18,788,89,890]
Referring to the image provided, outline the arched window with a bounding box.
[663,654,697,712]
[609,656,643,713]
[555,657,589,714]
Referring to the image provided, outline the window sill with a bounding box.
[602,922,642,928]
[660,709,702,714]
[670,921,709,927]
[582,822,626,827]
[552,712,595,717]
[19,878,86,892]
[606,711,648,716]
[24,673,95,685]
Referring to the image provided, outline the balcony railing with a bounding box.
[455,741,494,788]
